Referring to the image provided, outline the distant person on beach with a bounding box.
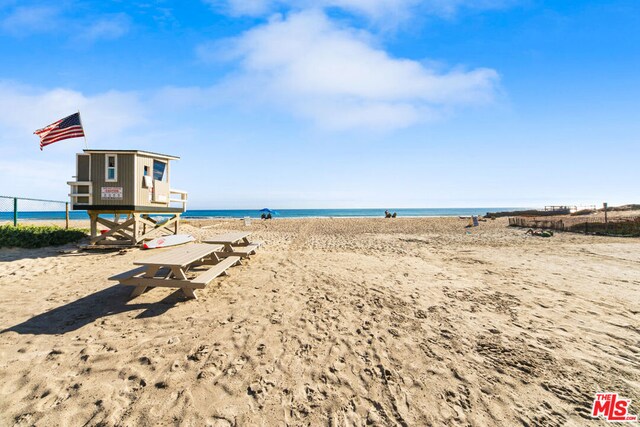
[267,213,272,220]
[392,212,397,218]
[261,213,266,219]
[525,228,553,237]
[385,210,391,218]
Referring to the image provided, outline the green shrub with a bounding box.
[0,225,88,248]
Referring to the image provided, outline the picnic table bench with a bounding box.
[203,231,263,258]
[109,243,241,299]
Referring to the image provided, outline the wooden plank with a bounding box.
[136,246,209,267]
[234,243,259,254]
[135,244,210,265]
[109,265,169,281]
[79,244,134,250]
[137,215,159,228]
[91,216,137,244]
[87,239,132,246]
[203,231,251,244]
[136,215,180,242]
[216,244,259,258]
[95,216,122,228]
[191,256,241,285]
[93,227,135,242]
[109,266,149,281]
[95,217,135,236]
[117,276,206,289]
[133,243,223,268]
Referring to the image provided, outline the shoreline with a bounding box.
[4,214,482,221]
[1,207,525,222]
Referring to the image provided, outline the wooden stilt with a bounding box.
[89,212,97,239]
[87,210,182,247]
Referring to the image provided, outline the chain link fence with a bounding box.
[0,196,71,228]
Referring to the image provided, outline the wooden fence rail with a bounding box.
[508,216,640,237]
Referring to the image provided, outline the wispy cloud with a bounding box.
[208,0,517,23]
[0,81,145,141]
[0,5,60,36]
[0,4,131,42]
[199,11,499,130]
[75,13,131,43]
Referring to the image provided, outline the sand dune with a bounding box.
[1,217,638,425]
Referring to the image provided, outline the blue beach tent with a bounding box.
[259,208,278,215]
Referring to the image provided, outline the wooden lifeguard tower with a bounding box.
[68,150,188,247]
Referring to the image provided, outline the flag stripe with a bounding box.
[41,131,86,145]
[41,125,83,136]
[34,113,85,150]
[34,120,62,135]
[40,126,84,140]
[42,134,85,145]
[40,130,86,145]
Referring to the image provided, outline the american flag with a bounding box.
[34,112,85,150]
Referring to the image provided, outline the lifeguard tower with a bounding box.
[67,149,188,247]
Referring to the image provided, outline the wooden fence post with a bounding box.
[65,202,69,230]
[13,197,17,226]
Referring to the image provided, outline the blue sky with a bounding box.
[0,0,638,209]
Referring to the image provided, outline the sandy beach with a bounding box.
[0,217,638,426]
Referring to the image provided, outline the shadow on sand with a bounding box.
[0,242,107,262]
[2,284,189,335]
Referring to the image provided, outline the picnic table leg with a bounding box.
[170,266,188,280]
[182,288,197,299]
[130,286,147,298]
[130,265,160,298]
[168,266,197,299]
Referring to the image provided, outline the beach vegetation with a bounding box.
[0,225,87,249]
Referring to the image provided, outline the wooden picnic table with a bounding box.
[204,231,252,246]
[203,231,262,257]
[109,243,241,299]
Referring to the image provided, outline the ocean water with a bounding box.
[1,207,522,221]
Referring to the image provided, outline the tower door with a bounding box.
[77,154,90,181]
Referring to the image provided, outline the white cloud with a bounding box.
[211,0,515,22]
[0,82,146,144]
[0,5,130,41]
[425,0,517,16]
[0,6,60,36]
[77,14,131,43]
[219,0,274,16]
[202,11,499,130]
[222,0,415,21]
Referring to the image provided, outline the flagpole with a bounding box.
[78,109,88,149]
